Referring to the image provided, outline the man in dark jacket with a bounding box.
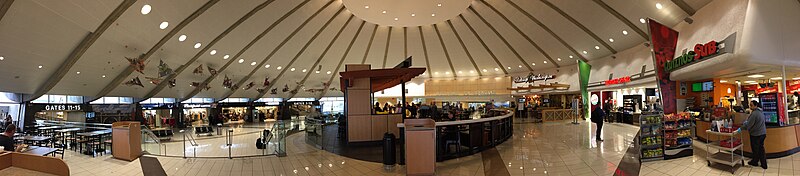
[591,107,606,141]
[741,100,767,169]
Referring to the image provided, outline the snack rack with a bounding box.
[639,114,664,162]
[705,128,744,173]
[663,113,693,159]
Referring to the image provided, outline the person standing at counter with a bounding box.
[741,100,767,169]
[374,102,383,113]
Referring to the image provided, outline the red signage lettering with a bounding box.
[605,76,632,86]
[694,41,718,60]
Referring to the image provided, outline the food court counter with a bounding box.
[696,113,800,158]
[397,110,513,163]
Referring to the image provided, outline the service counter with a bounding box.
[696,113,800,158]
[397,110,513,163]
[347,113,403,142]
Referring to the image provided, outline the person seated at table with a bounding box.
[0,124,23,152]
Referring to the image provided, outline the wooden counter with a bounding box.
[0,152,69,176]
[348,114,403,142]
[696,113,800,158]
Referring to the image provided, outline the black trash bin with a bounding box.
[383,133,396,167]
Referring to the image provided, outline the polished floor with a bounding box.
[49,118,800,176]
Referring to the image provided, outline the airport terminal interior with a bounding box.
[2,0,800,175]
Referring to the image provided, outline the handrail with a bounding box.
[141,126,166,155]
[185,132,198,146]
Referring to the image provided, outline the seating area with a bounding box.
[151,129,174,141]
[194,126,214,136]
[18,122,114,158]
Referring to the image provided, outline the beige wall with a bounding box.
[425,77,511,96]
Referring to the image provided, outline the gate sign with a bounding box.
[45,104,82,111]
[513,73,555,83]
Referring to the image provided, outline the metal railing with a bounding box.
[182,130,198,158]
[141,126,166,155]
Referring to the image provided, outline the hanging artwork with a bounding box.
[158,60,174,77]
[193,64,204,75]
[290,89,298,94]
[263,77,270,87]
[257,88,266,94]
[223,75,233,88]
[282,84,289,92]
[168,79,176,88]
[270,88,278,94]
[207,66,218,75]
[145,77,163,85]
[244,82,255,90]
[191,82,202,87]
[204,85,211,90]
[124,77,144,87]
[127,56,146,74]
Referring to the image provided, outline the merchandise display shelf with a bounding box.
[639,114,664,162]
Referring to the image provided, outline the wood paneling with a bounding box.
[425,77,511,96]
[372,115,388,141]
[348,115,372,142]
[388,114,403,137]
[346,89,372,115]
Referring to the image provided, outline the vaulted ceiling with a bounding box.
[0,0,710,101]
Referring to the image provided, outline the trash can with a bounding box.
[383,133,396,168]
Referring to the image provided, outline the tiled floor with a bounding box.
[640,140,800,176]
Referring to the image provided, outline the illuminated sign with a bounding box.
[184,104,212,108]
[604,76,631,86]
[45,104,82,111]
[665,40,724,72]
[513,73,555,83]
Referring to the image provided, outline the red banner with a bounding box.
[648,19,679,114]
[788,80,800,93]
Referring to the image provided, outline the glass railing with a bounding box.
[140,126,164,155]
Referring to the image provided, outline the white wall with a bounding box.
[740,0,800,67]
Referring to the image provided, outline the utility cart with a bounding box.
[705,130,745,174]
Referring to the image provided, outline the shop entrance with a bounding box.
[221,107,247,124]
[254,106,278,122]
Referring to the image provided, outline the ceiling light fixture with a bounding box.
[622,30,629,35]
[437,3,442,7]
[569,55,573,59]
[744,81,757,83]
[265,65,270,68]
[37,65,42,69]
[494,68,499,71]
[291,68,296,71]
[544,61,548,64]
[445,72,450,75]
[720,80,728,83]
[178,35,187,42]
[141,4,152,15]
[315,71,320,74]
[76,71,81,74]
[794,77,800,80]
[557,58,562,61]
[194,43,202,48]
[595,46,600,50]
[0,56,4,60]
[431,13,436,17]
[747,74,764,78]
[482,69,487,72]
[102,75,106,78]
[434,72,439,75]
[770,77,783,80]
[364,5,369,9]
[382,10,387,14]
[639,18,646,23]
[159,21,169,29]
[394,17,399,21]
[411,13,415,17]
[277,66,282,70]
[458,71,463,74]
[223,55,230,59]
[507,67,511,70]
[518,65,522,68]
[470,70,474,73]
[210,50,217,55]
[656,3,663,9]
[609,38,614,43]
[302,69,307,73]
[238,59,244,63]
[582,50,588,54]
[531,63,536,65]
[250,62,256,66]
[327,71,331,74]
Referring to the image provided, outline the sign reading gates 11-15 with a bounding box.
[664,33,736,72]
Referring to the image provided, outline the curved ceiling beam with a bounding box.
[381,27,392,68]
[360,24,379,64]
[445,20,483,77]
[231,3,341,100]
[590,0,649,40]
[0,0,15,23]
[432,24,457,77]
[506,0,587,62]
[28,0,136,101]
[183,0,311,99]
[142,0,279,100]
[95,0,220,99]
[287,15,356,99]
[418,26,433,78]
[467,6,533,72]
[478,0,559,68]
[539,0,617,54]
[316,21,369,99]
[457,14,509,75]
[670,0,697,16]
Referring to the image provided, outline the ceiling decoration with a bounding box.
[0,0,711,101]
[341,0,472,27]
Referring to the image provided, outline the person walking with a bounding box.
[741,100,767,169]
[591,107,606,141]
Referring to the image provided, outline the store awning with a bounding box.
[339,68,426,93]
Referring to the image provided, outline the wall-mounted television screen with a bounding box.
[692,83,703,92]
[702,81,714,91]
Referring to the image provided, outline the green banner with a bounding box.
[578,60,592,119]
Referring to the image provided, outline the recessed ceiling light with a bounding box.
[639,18,646,23]
[194,43,202,48]
[494,68,499,71]
[482,69,487,72]
[544,61,548,64]
[250,62,257,66]
[569,55,574,59]
[582,50,588,54]
[434,72,439,75]
[770,77,783,80]
[609,38,615,43]
[394,17,399,21]
[37,65,42,69]
[315,70,320,74]
[364,5,369,9]
[265,64,270,68]
[302,69,307,73]
[431,13,436,17]
[178,34,187,42]
[76,71,80,74]
[382,10,387,14]
[411,13,415,17]
[794,77,800,80]
[223,54,230,59]
[655,3,663,9]
[437,3,442,7]
[0,56,4,60]
[470,70,474,73]
[531,63,536,65]
[594,46,600,50]
[290,68,296,71]
[326,71,331,74]
[445,72,450,75]
[622,30,629,35]
[102,75,106,78]
[238,59,244,63]
[458,71,463,74]
[141,4,152,15]
[277,66,282,70]
[747,74,764,78]
[518,65,522,68]
[744,80,757,83]
[557,58,562,61]
[159,21,169,29]
[210,50,217,55]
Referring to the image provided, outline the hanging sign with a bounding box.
[44,104,82,111]
[604,76,631,86]
[513,73,555,83]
